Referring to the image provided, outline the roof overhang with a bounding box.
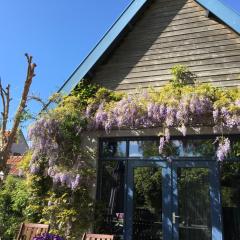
[196,0,240,34]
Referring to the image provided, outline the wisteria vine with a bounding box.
[29,82,240,190]
[28,113,94,191]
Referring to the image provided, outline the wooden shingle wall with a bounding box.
[91,0,240,92]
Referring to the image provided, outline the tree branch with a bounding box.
[28,95,47,109]
[0,54,37,171]
[0,81,11,150]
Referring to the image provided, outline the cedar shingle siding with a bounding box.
[91,0,240,91]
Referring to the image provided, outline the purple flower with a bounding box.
[164,128,170,141]
[213,108,219,123]
[95,103,108,128]
[235,99,240,107]
[52,173,61,184]
[32,233,64,240]
[216,137,231,161]
[30,164,40,174]
[71,174,81,190]
[159,137,166,154]
[59,173,68,185]
[165,106,176,127]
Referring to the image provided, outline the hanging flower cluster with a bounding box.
[29,76,240,191]
[90,90,240,132]
[28,106,94,191]
[28,117,60,174]
[216,137,231,161]
[87,84,240,160]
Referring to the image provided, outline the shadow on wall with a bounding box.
[91,0,188,90]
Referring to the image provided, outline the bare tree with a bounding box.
[0,53,37,172]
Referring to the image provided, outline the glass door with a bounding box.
[125,160,172,240]
[172,161,223,240]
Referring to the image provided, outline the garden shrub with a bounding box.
[0,175,29,240]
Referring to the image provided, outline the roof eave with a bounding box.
[196,0,240,34]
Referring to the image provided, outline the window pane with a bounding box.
[96,161,125,238]
[133,166,163,239]
[102,141,127,158]
[220,162,240,240]
[129,140,159,158]
[178,168,212,240]
[166,139,215,157]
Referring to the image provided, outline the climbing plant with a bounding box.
[26,65,240,238]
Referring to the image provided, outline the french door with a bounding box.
[124,160,223,240]
[172,161,222,240]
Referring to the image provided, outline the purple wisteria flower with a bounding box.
[32,233,64,240]
[95,103,108,128]
[213,108,219,123]
[147,103,166,125]
[29,117,61,172]
[30,164,40,174]
[159,137,166,154]
[235,99,240,107]
[216,137,231,161]
[165,106,176,127]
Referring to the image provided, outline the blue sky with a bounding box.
[0,0,131,133]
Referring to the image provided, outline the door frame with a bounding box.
[171,160,223,240]
[124,159,223,240]
[124,159,172,240]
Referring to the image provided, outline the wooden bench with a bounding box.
[81,233,115,240]
[16,223,50,240]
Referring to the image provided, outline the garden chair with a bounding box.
[16,223,50,240]
[81,233,115,240]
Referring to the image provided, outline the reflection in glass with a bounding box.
[169,139,214,157]
[129,140,159,158]
[220,162,240,240]
[97,161,125,237]
[102,141,126,158]
[133,167,163,239]
[178,168,211,240]
[230,139,240,158]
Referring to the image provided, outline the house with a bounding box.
[6,130,29,156]
[56,0,240,240]
[6,155,23,176]
[5,130,28,176]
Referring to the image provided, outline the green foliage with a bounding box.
[0,176,29,240]
[71,79,100,107]
[41,190,93,240]
[18,151,32,172]
[170,64,196,87]
[23,80,105,238]
[134,167,162,213]
[24,173,50,223]
[41,192,78,239]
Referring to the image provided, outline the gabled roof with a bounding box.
[54,0,240,99]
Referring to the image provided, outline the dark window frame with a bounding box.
[99,134,240,161]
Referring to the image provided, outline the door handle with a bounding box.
[172,212,180,224]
